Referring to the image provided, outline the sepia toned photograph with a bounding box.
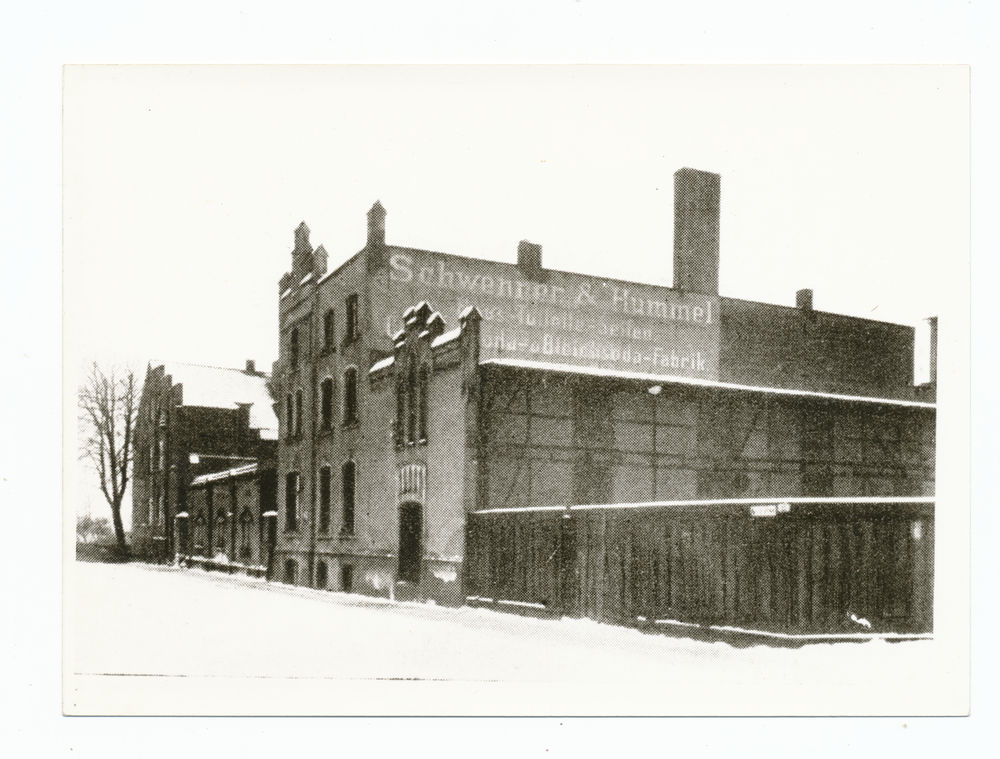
[63,64,969,716]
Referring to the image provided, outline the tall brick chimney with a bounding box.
[928,316,938,385]
[366,201,388,272]
[673,168,720,295]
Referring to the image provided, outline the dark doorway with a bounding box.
[340,564,353,593]
[284,558,297,585]
[398,501,422,584]
[316,560,328,589]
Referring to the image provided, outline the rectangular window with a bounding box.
[320,378,334,430]
[342,368,358,425]
[285,472,299,531]
[319,466,331,533]
[341,461,356,534]
[344,294,359,345]
[290,327,300,368]
[157,439,165,471]
[323,310,335,353]
[286,394,294,440]
[294,389,304,437]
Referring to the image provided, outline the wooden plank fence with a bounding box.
[464,499,934,638]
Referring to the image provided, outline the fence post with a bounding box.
[557,508,579,617]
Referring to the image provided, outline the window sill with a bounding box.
[341,420,360,430]
[338,530,356,541]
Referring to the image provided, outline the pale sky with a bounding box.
[65,65,967,381]
[18,1,985,744]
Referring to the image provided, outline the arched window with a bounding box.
[318,466,332,533]
[341,460,356,534]
[406,358,417,444]
[342,367,358,425]
[323,309,335,353]
[294,389,303,436]
[418,364,429,442]
[285,394,294,440]
[320,378,334,430]
[285,472,299,531]
[290,327,299,368]
[395,366,406,447]
[214,508,227,551]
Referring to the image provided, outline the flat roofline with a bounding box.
[480,358,936,409]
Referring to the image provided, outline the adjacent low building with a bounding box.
[132,360,279,561]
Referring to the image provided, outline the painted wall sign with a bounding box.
[387,251,721,380]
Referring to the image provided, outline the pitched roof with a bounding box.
[150,361,279,434]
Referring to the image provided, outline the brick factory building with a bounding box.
[266,168,936,607]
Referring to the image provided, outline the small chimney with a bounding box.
[313,244,328,278]
[673,168,720,295]
[517,240,543,279]
[796,289,813,311]
[367,201,387,249]
[245,359,256,375]
[928,316,938,385]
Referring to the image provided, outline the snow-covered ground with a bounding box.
[65,560,958,716]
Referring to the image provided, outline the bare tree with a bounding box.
[78,362,138,553]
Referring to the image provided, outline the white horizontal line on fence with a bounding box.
[473,505,568,514]
[473,497,933,515]
[496,599,547,610]
[571,496,935,511]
